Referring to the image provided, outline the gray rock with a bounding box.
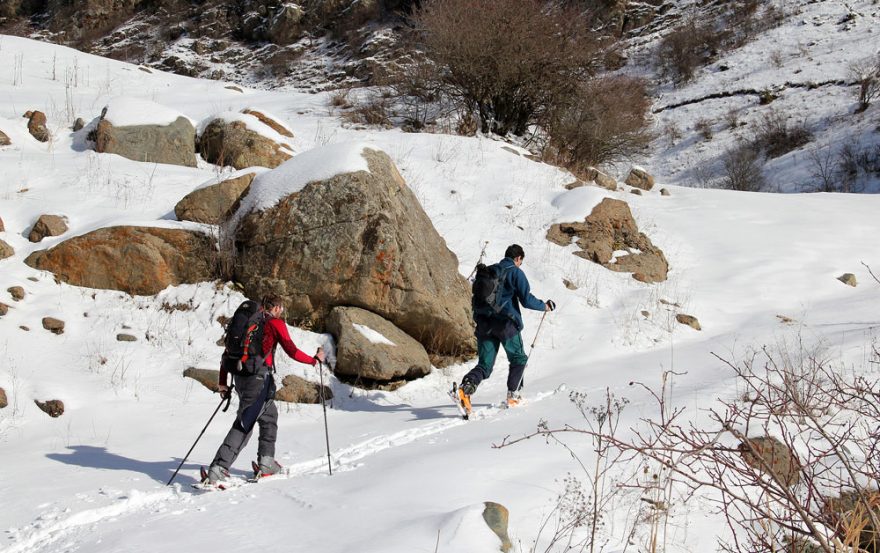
[739,435,800,487]
[266,4,305,44]
[183,367,221,392]
[625,167,655,191]
[327,306,431,385]
[0,239,13,260]
[95,116,197,167]
[230,147,475,357]
[25,226,215,296]
[116,333,137,342]
[837,273,857,287]
[42,317,65,334]
[8,286,25,301]
[175,173,256,224]
[675,314,701,331]
[28,214,68,243]
[483,502,513,553]
[660,188,671,196]
[276,374,333,404]
[630,188,643,196]
[35,399,64,417]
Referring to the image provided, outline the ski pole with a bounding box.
[466,240,490,281]
[513,311,548,393]
[166,388,233,486]
[317,360,333,475]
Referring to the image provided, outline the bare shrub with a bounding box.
[848,54,880,112]
[543,75,653,170]
[694,117,714,140]
[724,109,741,130]
[722,143,766,191]
[754,109,813,159]
[807,144,837,192]
[506,340,880,553]
[656,19,718,83]
[413,0,605,136]
[341,94,392,127]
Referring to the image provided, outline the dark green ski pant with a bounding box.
[464,332,529,392]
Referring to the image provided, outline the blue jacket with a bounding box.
[479,257,546,332]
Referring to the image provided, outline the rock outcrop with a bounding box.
[230,146,474,357]
[327,306,431,386]
[25,226,215,296]
[174,172,256,224]
[547,198,668,283]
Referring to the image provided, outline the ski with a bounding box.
[448,382,472,420]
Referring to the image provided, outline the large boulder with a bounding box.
[229,145,474,357]
[93,99,197,167]
[327,306,431,386]
[175,172,257,224]
[547,198,668,283]
[25,226,215,295]
[198,112,294,170]
[625,166,655,191]
[28,214,68,242]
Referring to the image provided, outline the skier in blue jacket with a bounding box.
[458,244,554,410]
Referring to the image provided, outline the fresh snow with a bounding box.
[353,324,396,346]
[101,97,191,127]
[1,11,880,553]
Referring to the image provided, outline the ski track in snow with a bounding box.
[3,390,557,553]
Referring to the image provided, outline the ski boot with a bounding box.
[252,456,283,479]
[506,390,522,408]
[200,464,231,488]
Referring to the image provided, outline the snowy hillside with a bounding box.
[1,33,880,553]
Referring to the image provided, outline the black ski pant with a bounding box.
[211,372,277,470]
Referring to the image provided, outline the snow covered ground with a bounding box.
[1,27,879,553]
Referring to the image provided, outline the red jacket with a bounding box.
[262,317,317,368]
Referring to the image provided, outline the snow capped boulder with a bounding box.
[275,374,333,404]
[198,110,294,170]
[228,144,474,358]
[327,306,431,387]
[624,166,655,191]
[93,98,197,167]
[24,110,50,142]
[0,239,13,260]
[174,171,258,224]
[0,129,10,146]
[24,226,215,296]
[28,214,68,243]
[547,198,668,283]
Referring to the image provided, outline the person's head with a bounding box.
[504,244,525,266]
[261,294,284,318]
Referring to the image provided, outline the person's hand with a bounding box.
[314,347,326,364]
[218,384,231,399]
[545,299,556,312]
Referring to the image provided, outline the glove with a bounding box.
[218,385,231,400]
[546,300,556,311]
[314,347,326,364]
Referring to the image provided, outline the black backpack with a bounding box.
[472,263,510,315]
[221,300,269,376]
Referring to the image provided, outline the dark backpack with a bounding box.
[221,300,269,376]
[472,263,510,315]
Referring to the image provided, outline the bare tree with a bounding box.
[849,54,880,113]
